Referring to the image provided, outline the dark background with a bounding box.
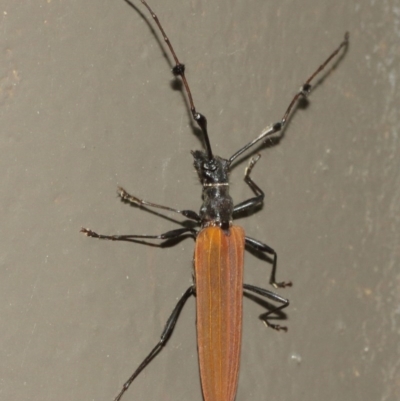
[1,0,399,400]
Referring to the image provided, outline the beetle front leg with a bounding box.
[233,154,264,216]
[118,186,201,222]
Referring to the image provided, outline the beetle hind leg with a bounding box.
[113,286,195,401]
[243,283,289,331]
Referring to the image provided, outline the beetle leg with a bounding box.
[118,186,201,222]
[243,283,289,331]
[245,236,292,288]
[81,227,197,243]
[113,285,195,401]
[233,154,264,215]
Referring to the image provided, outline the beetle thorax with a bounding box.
[192,151,234,229]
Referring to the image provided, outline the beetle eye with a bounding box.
[203,162,214,171]
[203,160,217,171]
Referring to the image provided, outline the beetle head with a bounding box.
[191,150,230,185]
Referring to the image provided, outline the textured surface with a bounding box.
[1,1,400,401]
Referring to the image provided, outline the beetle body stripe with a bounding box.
[195,226,245,401]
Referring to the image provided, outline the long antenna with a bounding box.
[139,0,213,160]
[228,32,349,164]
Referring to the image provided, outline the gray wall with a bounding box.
[1,0,399,400]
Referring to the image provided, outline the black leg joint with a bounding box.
[273,122,282,131]
[301,83,312,96]
[172,63,185,76]
[181,210,201,221]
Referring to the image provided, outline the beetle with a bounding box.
[81,1,349,400]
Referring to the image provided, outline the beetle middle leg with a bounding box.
[245,236,292,289]
[243,283,289,331]
[113,285,195,401]
[81,226,197,244]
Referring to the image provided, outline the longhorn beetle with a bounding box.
[81,1,349,400]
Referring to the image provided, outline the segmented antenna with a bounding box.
[228,32,349,164]
[139,0,213,160]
